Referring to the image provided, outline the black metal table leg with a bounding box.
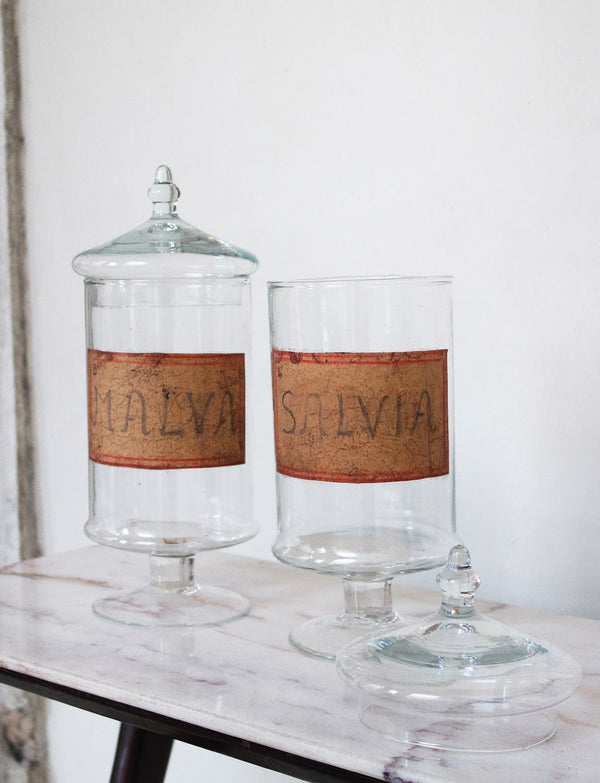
[109,723,174,783]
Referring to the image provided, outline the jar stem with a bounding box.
[340,577,397,624]
[149,555,198,595]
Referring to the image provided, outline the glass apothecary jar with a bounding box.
[73,165,258,626]
[268,275,459,658]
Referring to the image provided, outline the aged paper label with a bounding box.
[88,350,245,469]
[272,350,448,483]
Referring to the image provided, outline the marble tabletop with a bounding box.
[0,546,597,782]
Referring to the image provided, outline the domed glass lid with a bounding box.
[337,545,581,742]
[73,165,258,280]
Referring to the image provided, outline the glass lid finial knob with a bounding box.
[147,164,180,214]
[437,544,481,615]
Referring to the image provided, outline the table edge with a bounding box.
[0,665,382,783]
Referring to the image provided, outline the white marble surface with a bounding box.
[0,546,598,782]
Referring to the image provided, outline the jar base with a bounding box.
[92,583,250,627]
[290,612,406,661]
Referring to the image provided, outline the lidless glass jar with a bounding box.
[268,276,459,658]
[73,165,258,626]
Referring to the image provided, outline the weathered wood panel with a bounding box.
[0,2,47,781]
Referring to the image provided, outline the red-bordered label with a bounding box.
[272,350,448,483]
[88,350,245,470]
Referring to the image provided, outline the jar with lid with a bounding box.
[73,165,258,625]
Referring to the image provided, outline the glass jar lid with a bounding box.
[337,545,581,751]
[72,165,258,280]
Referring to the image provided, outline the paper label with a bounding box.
[88,350,245,469]
[272,350,448,483]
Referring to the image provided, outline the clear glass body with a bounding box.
[84,277,257,557]
[269,276,456,578]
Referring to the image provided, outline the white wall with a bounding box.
[18,1,600,781]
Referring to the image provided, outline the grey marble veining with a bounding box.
[0,546,598,781]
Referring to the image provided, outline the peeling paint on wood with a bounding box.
[0,1,48,781]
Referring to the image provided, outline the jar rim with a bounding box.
[267,274,452,290]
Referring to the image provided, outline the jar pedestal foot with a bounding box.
[290,577,404,660]
[92,554,250,627]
